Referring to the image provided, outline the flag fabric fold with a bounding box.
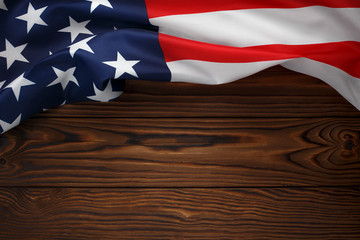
[0,0,359,133]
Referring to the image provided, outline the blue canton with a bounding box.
[0,0,171,133]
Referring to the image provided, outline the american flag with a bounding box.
[0,0,359,133]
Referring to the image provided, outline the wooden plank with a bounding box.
[0,187,359,239]
[40,95,360,118]
[123,70,340,97]
[1,117,359,187]
[38,69,360,118]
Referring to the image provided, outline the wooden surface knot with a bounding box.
[340,131,359,160]
[0,158,6,166]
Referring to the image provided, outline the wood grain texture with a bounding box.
[1,117,359,187]
[38,69,360,118]
[0,187,359,239]
[1,67,359,239]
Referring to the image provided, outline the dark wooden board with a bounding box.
[0,187,359,239]
[41,95,359,118]
[37,69,360,118]
[1,117,359,187]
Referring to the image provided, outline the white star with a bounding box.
[0,114,21,134]
[0,0,7,11]
[16,3,47,33]
[0,39,29,69]
[87,0,113,13]
[59,17,93,43]
[5,73,35,101]
[48,67,79,89]
[0,80,5,88]
[87,80,122,102]
[68,35,95,57]
[103,52,140,79]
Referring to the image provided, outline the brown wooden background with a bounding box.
[0,66,359,239]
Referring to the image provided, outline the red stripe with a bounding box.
[159,34,360,78]
[146,0,360,18]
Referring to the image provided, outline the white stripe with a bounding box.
[168,59,287,84]
[282,59,360,111]
[150,7,360,47]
